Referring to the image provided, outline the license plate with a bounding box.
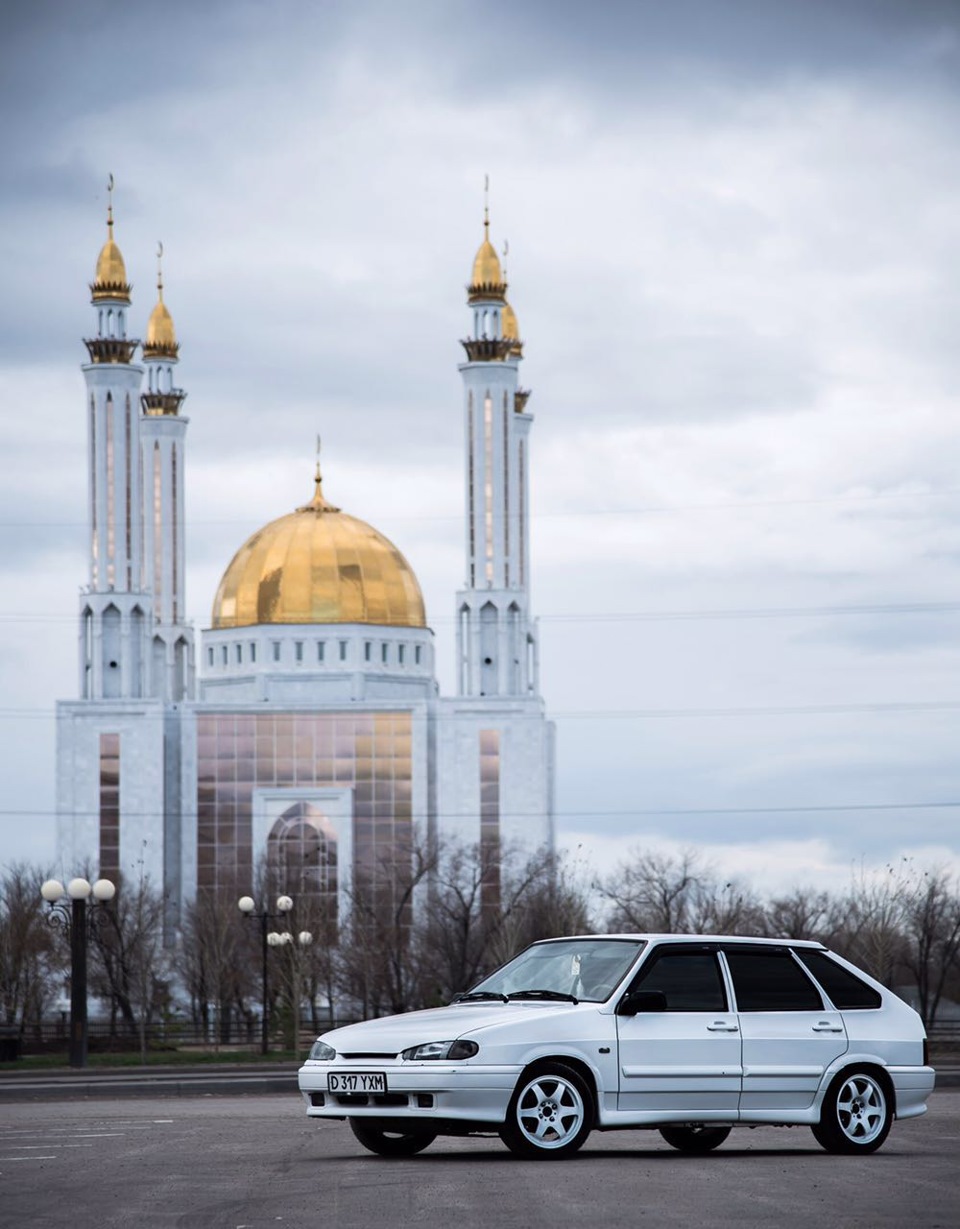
[328,1071,387,1094]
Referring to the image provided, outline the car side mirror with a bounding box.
[617,989,668,1016]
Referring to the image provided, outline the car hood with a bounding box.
[313,1002,581,1053]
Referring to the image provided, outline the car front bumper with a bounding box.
[298,1060,522,1124]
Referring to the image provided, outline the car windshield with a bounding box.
[463,938,646,1003]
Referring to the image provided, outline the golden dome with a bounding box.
[472,235,503,289]
[143,293,178,358]
[95,238,127,288]
[211,474,426,630]
[468,213,506,303]
[501,300,523,355]
[91,199,131,303]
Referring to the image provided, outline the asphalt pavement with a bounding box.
[2,1092,959,1229]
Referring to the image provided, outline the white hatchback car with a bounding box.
[298,934,935,1159]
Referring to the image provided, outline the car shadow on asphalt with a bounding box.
[309,1143,871,1164]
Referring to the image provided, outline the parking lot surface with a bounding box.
[2,1090,958,1228]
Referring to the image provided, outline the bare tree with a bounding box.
[0,863,61,1042]
[89,865,171,1061]
[597,849,706,932]
[900,867,960,1027]
[337,834,437,1016]
[689,877,766,936]
[832,861,910,988]
[180,887,253,1049]
[763,888,839,941]
[421,842,591,1002]
[483,848,593,973]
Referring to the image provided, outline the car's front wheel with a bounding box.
[499,1063,593,1160]
[659,1125,732,1153]
[811,1069,892,1154]
[349,1118,437,1157]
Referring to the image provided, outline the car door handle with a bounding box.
[707,1022,739,1032]
[812,1022,844,1032]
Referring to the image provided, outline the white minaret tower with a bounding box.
[455,195,539,698]
[140,243,195,701]
[79,177,154,700]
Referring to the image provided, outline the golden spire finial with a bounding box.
[301,435,340,514]
[92,172,131,303]
[468,174,506,301]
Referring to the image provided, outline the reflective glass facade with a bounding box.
[99,732,120,879]
[479,728,500,911]
[196,711,413,895]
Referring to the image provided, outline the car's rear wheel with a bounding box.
[658,1125,732,1153]
[349,1118,437,1157]
[811,1069,892,1154]
[499,1063,593,1160]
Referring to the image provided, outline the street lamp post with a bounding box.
[267,928,314,1060]
[40,876,116,1069]
[238,894,294,1055]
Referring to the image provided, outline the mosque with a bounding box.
[55,188,555,929]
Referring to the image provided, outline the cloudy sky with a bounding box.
[1,0,958,897]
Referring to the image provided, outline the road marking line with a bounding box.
[0,1155,57,1161]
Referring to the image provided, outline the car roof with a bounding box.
[534,933,827,950]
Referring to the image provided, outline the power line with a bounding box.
[3,482,958,530]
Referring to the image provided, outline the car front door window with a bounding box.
[616,947,741,1117]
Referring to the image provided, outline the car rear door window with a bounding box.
[725,948,824,1011]
[631,949,728,1012]
[794,949,882,1009]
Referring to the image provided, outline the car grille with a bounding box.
[339,1052,398,1059]
[335,1093,410,1108]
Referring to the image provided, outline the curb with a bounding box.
[0,1071,299,1101]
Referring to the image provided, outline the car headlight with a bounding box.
[400,1039,479,1061]
[308,1039,337,1061]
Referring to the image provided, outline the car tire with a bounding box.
[349,1118,437,1157]
[499,1062,593,1160]
[658,1125,732,1153]
[811,1068,892,1154]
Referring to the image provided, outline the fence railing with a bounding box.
[14,1015,348,1055]
[8,1014,960,1059]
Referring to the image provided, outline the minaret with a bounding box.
[80,177,153,700]
[140,243,195,701]
[456,193,539,698]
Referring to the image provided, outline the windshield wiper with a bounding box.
[506,989,579,1004]
[453,990,509,1003]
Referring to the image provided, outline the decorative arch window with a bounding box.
[267,802,338,916]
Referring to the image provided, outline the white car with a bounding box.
[298,934,935,1159]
